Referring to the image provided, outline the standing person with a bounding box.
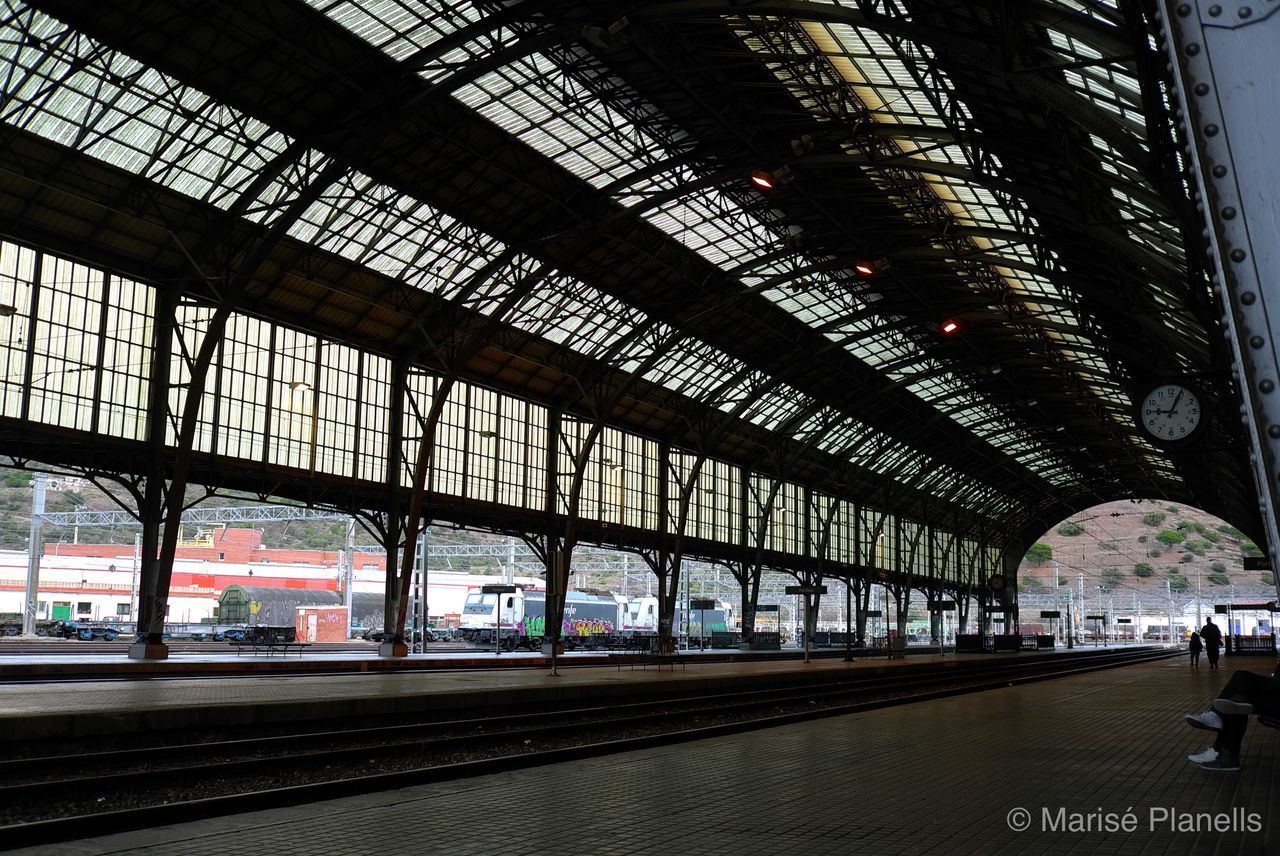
[1201,618,1223,670]
[1189,631,1203,668]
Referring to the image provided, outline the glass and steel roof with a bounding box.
[0,0,1254,539]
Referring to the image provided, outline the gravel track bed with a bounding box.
[1,681,953,825]
[2,652,1169,827]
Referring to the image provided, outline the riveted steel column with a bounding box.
[1157,0,1280,597]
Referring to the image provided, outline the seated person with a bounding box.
[1184,662,1280,771]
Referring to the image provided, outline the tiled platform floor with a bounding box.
[22,657,1278,856]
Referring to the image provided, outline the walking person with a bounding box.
[1189,631,1202,668]
[1201,617,1223,670]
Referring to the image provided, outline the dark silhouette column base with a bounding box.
[128,641,169,660]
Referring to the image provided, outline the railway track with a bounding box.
[0,646,1175,848]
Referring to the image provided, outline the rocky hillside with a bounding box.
[1019,499,1275,603]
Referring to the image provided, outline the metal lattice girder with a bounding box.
[1156,0,1280,597]
[37,504,353,528]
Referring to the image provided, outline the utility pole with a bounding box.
[1066,587,1074,649]
[1196,565,1203,630]
[1078,572,1085,632]
[21,475,48,636]
[1166,579,1174,645]
[1052,561,1059,641]
[342,517,355,612]
[1133,591,1141,646]
[130,532,141,623]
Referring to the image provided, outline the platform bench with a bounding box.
[230,640,311,657]
[608,653,687,672]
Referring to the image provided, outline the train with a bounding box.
[459,587,734,649]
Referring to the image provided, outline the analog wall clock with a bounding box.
[1134,381,1206,445]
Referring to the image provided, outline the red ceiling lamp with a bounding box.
[750,170,775,190]
[940,319,960,335]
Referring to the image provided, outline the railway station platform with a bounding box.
[15,655,1274,854]
[0,645,1154,744]
[26,656,1277,856]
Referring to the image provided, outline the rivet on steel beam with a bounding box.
[1250,336,1265,348]
[1208,3,1222,13]
[1242,292,1257,305]
[1269,425,1280,439]
[1195,83,1211,95]
[1239,6,1253,17]
[1222,206,1237,219]
[1177,3,1191,14]
[1212,165,1228,178]
[1231,249,1247,262]
[1260,380,1275,394]
[1186,43,1200,55]
[1204,124,1219,136]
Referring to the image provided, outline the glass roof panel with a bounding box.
[0,10,297,212]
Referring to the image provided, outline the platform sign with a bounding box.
[1039,610,1061,619]
[690,598,716,610]
[1115,618,1133,624]
[1085,614,1106,621]
[784,585,827,595]
[1231,602,1279,612]
[927,600,956,612]
[864,609,883,618]
[1243,556,1271,571]
[755,604,780,612]
[481,584,517,594]
[1214,604,1230,615]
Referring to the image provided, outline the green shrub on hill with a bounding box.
[1242,540,1263,557]
[1168,574,1189,591]
[1142,511,1166,527]
[1184,540,1208,556]
[1057,522,1083,536]
[1217,524,1245,539]
[1211,562,1226,573]
[1155,530,1184,545]
[1025,542,1053,564]
[1133,563,1154,578]
[1137,535,1148,544]
[1207,573,1230,585]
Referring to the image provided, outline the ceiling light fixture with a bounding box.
[854,260,876,277]
[941,320,960,334]
[750,170,775,190]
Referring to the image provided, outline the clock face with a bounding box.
[1139,383,1202,443]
